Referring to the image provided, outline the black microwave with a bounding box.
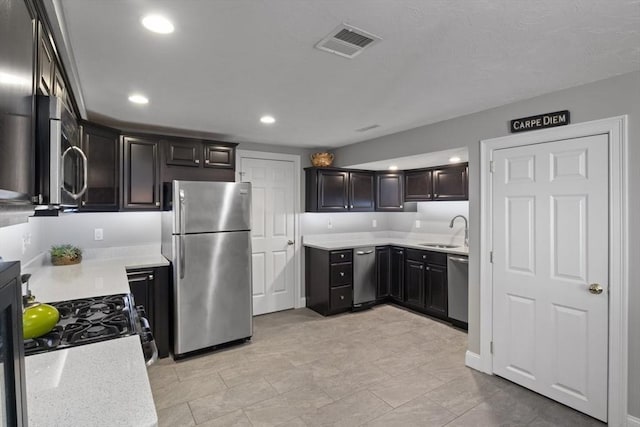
[0,261,28,426]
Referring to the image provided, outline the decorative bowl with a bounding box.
[310,152,335,167]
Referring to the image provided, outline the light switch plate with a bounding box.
[372,219,377,228]
[94,228,104,241]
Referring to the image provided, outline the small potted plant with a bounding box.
[50,244,83,266]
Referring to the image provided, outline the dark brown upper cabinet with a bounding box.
[165,139,201,167]
[404,169,432,201]
[432,164,468,201]
[80,122,120,211]
[122,136,161,210]
[306,169,349,212]
[306,168,375,212]
[161,138,236,183]
[348,171,375,211]
[204,144,234,169]
[375,172,404,211]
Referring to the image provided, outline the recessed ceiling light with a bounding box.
[128,94,149,104]
[260,115,276,124]
[388,165,398,171]
[449,156,461,163]
[141,14,174,34]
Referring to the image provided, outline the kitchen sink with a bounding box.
[419,243,460,249]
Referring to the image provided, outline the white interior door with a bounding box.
[492,134,609,421]
[240,157,296,315]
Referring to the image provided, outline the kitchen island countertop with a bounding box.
[25,335,157,427]
[22,248,167,427]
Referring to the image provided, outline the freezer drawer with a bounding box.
[172,231,252,356]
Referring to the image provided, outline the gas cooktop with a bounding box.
[24,294,137,356]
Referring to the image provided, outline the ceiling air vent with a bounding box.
[356,124,380,132]
[315,24,381,59]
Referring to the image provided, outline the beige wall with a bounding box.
[332,71,640,417]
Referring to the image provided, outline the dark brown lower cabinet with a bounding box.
[127,266,170,358]
[305,245,450,323]
[376,246,390,299]
[305,247,353,316]
[390,247,404,301]
[405,259,425,308]
[425,262,448,318]
[122,136,161,210]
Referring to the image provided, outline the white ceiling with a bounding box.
[58,0,640,148]
[347,147,468,171]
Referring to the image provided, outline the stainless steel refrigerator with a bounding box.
[161,180,252,358]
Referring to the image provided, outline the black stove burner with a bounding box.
[24,294,136,356]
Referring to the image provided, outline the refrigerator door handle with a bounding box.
[179,235,186,279]
[179,188,186,234]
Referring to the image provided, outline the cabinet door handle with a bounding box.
[340,254,345,259]
[340,295,345,300]
[434,193,439,198]
[419,265,423,269]
[81,201,86,206]
[205,159,210,164]
[195,159,200,164]
[350,205,353,209]
[148,275,154,281]
[344,205,347,209]
[426,266,431,271]
[340,272,345,277]
[155,201,160,207]
[422,255,426,259]
[400,205,403,208]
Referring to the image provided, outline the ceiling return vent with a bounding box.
[315,23,381,59]
[356,124,380,132]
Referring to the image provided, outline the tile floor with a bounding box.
[148,304,605,427]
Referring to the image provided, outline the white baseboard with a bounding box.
[465,350,482,371]
[628,415,640,427]
[297,297,306,309]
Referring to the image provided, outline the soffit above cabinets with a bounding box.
[57,0,640,148]
[347,148,469,171]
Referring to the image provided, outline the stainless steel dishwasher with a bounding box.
[353,247,376,310]
[447,254,469,328]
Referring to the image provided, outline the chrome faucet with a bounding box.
[449,215,468,248]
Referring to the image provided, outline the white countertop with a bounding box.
[26,336,157,427]
[303,236,469,256]
[22,246,167,427]
[25,251,168,303]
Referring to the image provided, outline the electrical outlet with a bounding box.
[415,220,421,229]
[94,228,104,241]
[372,219,377,228]
[327,218,333,230]
[21,233,31,254]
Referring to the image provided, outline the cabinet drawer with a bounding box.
[330,285,352,311]
[330,262,352,286]
[330,250,352,263]
[405,249,447,265]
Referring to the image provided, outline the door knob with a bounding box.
[588,283,603,295]
[287,240,294,245]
